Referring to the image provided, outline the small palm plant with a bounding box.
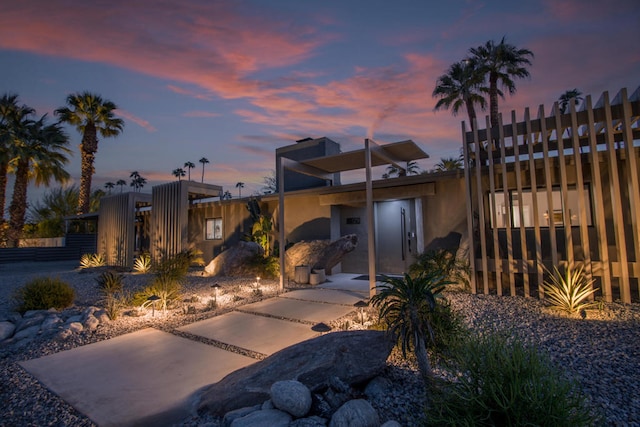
[370,271,449,382]
[543,265,597,315]
[133,253,152,273]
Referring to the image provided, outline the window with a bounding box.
[205,218,223,240]
[490,186,592,228]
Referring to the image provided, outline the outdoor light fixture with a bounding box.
[311,322,332,333]
[255,276,261,290]
[210,283,220,304]
[147,295,161,317]
[354,300,368,325]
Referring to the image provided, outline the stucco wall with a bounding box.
[421,176,468,253]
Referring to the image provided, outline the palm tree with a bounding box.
[434,157,463,172]
[172,168,186,181]
[433,60,488,130]
[236,181,245,198]
[129,171,146,192]
[222,190,232,200]
[370,272,449,383]
[7,115,70,246]
[558,88,583,114]
[116,179,127,193]
[0,94,34,222]
[469,37,534,131]
[184,161,195,181]
[104,181,115,194]
[199,157,209,183]
[384,161,420,178]
[55,92,124,215]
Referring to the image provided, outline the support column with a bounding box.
[365,138,377,298]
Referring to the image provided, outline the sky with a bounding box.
[1,0,639,207]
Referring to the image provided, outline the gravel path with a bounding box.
[1,262,639,426]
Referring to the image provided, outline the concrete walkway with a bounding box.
[19,274,373,427]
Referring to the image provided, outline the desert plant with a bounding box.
[410,248,470,291]
[427,333,598,426]
[95,270,124,320]
[133,251,193,312]
[14,277,75,313]
[370,272,450,382]
[247,254,280,279]
[543,265,597,315]
[79,253,106,268]
[133,253,152,273]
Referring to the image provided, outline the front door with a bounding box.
[375,200,416,274]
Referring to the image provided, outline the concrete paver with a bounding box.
[239,297,355,324]
[280,288,368,305]
[19,328,255,427]
[178,311,319,355]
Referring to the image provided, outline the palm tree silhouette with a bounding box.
[172,168,186,181]
[236,182,245,198]
[558,89,583,114]
[184,161,195,181]
[116,179,127,193]
[104,182,115,194]
[199,157,209,183]
[434,157,463,172]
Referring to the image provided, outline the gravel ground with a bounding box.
[1,262,639,426]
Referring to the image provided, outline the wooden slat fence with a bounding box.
[463,87,640,303]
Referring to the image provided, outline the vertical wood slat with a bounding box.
[569,99,593,279]
[462,121,477,294]
[473,121,489,294]
[525,108,544,296]
[552,102,575,264]
[539,104,558,273]
[603,91,630,303]
[511,110,530,296]
[620,88,640,302]
[585,95,613,300]
[498,114,516,295]
[486,116,502,295]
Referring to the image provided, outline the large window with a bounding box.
[490,186,592,228]
[205,218,223,240]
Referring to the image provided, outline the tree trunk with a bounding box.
[414,330,433,384]
[465,99,477,131]
[78,123,98,214]
[7,159,29,247]
[0,160,7,223]
[489,73,499,149]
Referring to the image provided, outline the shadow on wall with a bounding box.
[288,218,331,243]
[424,231,462,254]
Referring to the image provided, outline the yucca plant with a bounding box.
[133,253,152,273]
[543,265,597,315]
[370,271,450,382]
[80,253,106,268]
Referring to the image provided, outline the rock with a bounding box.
[198,330,394,417]
[364,376,393,400]
[381,421,402,427]
[82,306,98,320]
[0,321,16,341]
[222,405,261,427]
[15,313,45,332]
[95,311,111,324]
[41,315,63,331]
[285,235,358,278]
[230,409,291,427]
[271,380,312,417]
[329,399,379,427]
[261,400,274,410]
[13,325,40,341]
[56,328,73,340]
[67,322,83,333]
[23,310,44,318]
[290,415,328,426]
[205,241,264,276]
[66,315,82,324]
[83,315,100,331]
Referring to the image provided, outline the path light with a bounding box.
[354,300,368,326]
[255,276,261,291]
[147,295,161,317]
[311,322,332,333]
[210,283,220,304]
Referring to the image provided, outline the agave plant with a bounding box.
[370,271,450,382]
[133,253,152,273]
[79,253,106,269]
[542,265,597,315]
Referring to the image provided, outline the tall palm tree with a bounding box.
[558,88,583,114]
[235,181,245,198]
[469,37,534,131]
[172,168,186,181]
[199,157,209,183]
[384,160,420,178]
[434,156,463,172]
[104,181,115,194]
[0,94,34,222]
[55,92,124,215]
[433,60,488,130]
[116,179,127,193]
[129,171,147,192]
[7,115,70,246]
[184,161,195,181]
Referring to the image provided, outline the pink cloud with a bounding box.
[115,109,157,132]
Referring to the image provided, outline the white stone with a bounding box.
[271,380,312,418]
[95,311,111,324]
[67,322,84,333]
[41,315,63,331]
[0,321,16,341]
[83,315,100,331]
[57,328,73,340]
[230,409,291,427]
[66,315,82,324]
[329,399,379,427]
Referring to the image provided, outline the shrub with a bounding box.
[543,265,597,315]
[96,270,124,320]
[14,277,75,313]
[247,254,280,279]
[427,333,598,426]
[80,253,106,269]
[133,253,152,273]
[132,252,191,312]
[410,249,470,291]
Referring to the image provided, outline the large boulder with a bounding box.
[198,330,394,417]
[205,241,264,276]
[285,234,358,278]
[271,380,312,417]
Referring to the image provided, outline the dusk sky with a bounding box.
[1,0,638,204]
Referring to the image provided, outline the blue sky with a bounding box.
[1,0,638,206]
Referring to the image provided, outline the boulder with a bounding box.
[230,409,291,427]
[329,399,379,427]
[0,321,16,341]
[67,322,83,333]
[364,376,393,400]
[198,330,394,417]
[290,415,328,426]
[271,380,312,417]
[83,315,100,331]
[205,241,264,276]
[285,235,358,279]
[41,315,63,331]
[222,405,261,427]
[13,325,40,341]
[381,421,402,427]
